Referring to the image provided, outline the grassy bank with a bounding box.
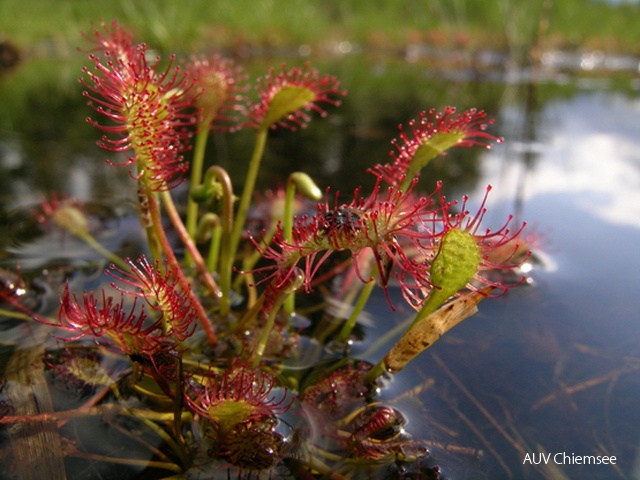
[2,0,640,59]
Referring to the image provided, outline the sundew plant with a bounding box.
[0,20,534,479]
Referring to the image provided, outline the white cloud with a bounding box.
[480,92,640,228]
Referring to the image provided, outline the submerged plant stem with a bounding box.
[0,404,193,425]
[76,231,131,271]
[68,449,183,473]
[0,309,33,321]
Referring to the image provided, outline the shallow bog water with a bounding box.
[1,54,640,479]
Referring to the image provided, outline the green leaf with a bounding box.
[400,131,465,191]
[412,228,480,326]
[262,86,315,128]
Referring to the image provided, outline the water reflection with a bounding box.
[443,86,640,479]
[487,91,640,228]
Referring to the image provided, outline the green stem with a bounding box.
[0,403,192,425]
[233,294,265,334]
[364,288,489,383]
[233,223,277,289]
[69,450,182,473]
[409,286,450,327]
[135,414,188,467]
[76,231,131,271]
[250,269,304,367]
[363,287,489,384]
[283,176,296,246]
[251,297,287,368]
[364,294,445,381]
[282,177,297,315]
[0,309,33,321]
[185,127,210,264]
[206,221,222,272]
[335,275,376,343]
[360,314,413,359]
[363,356,389,385]
[230,127,268,259]
[202,166,234,317]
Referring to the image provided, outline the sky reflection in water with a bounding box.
[433,89,640,479]
[487,92,640,228]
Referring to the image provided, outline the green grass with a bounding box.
[2,0,640,58]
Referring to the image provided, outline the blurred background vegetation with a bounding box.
[2,0,640,59]
[1,0,639,197]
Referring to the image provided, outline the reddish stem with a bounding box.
[160,189,222,300]
[146,189,217,345]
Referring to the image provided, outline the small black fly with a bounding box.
[321,207,363,234]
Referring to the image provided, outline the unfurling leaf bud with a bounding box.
[289,172,323,201]
[53,206,90,237]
